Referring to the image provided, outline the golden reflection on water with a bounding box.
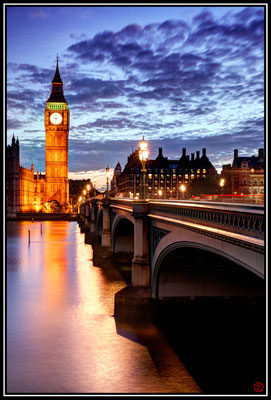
[7,221,200,394]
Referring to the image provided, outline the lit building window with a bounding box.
[185,174,188,179]
[203,169,206,173]
[148,174,152,179]
[197,169,200,173]
[191,174,194,180]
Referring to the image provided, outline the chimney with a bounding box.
[196,151,200,159]
[191,153,195,161]
[202,148,206,157]
[182,148,186,157]
[158,147,163,157]
[258,148,264,158]
[234,149,238,159]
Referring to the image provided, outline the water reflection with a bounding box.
[7,221,200,394]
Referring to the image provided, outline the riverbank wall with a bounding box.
[10,213,78,221]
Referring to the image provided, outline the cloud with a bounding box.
[7,119,25,130]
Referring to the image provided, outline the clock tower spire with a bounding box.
[47,56,67,103]
[44,56,69,210]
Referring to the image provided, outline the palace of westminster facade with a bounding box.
[7,59,70,217]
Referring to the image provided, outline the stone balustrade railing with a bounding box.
[81,198,264,239]
[148,200,264,239]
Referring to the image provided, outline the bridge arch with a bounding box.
[111,214,134,253]
[152,240,264,299]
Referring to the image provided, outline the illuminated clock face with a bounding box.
[50,112,62,125]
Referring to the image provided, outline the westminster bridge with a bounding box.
[78,198,264,302]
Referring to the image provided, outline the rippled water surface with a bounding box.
[6,221,200,394]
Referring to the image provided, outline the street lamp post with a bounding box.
[93,177,97,198]
[139,136,149,200]
[180,184,186,200]
[220,178,225,196]
[106,166,110,198]
[86,184,90,199]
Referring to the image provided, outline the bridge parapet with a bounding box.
[110,198,133,213]
[148,200,264,239]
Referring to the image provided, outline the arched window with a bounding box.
[243,178,247,185]
[254,179,258,185]
[260,179,264,185]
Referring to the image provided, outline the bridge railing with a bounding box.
[148,200,264,239]
[82,197,264,239]
[109,198,134,212]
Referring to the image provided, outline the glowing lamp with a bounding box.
[219,178,225,188]
[139,150,149,161]
[87,184,90,191]
[139,136,149,161]
[180,184,186,192]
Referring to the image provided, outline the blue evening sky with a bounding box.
[6,5,265,188]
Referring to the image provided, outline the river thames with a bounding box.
[6,221,201,394]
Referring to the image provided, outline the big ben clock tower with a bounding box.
[45,57,69,209]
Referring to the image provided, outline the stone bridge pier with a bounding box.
[101,198,111,247]
[131,201,150,287]
[90,198,98,233]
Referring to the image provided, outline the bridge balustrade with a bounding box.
[148,201,264,239]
